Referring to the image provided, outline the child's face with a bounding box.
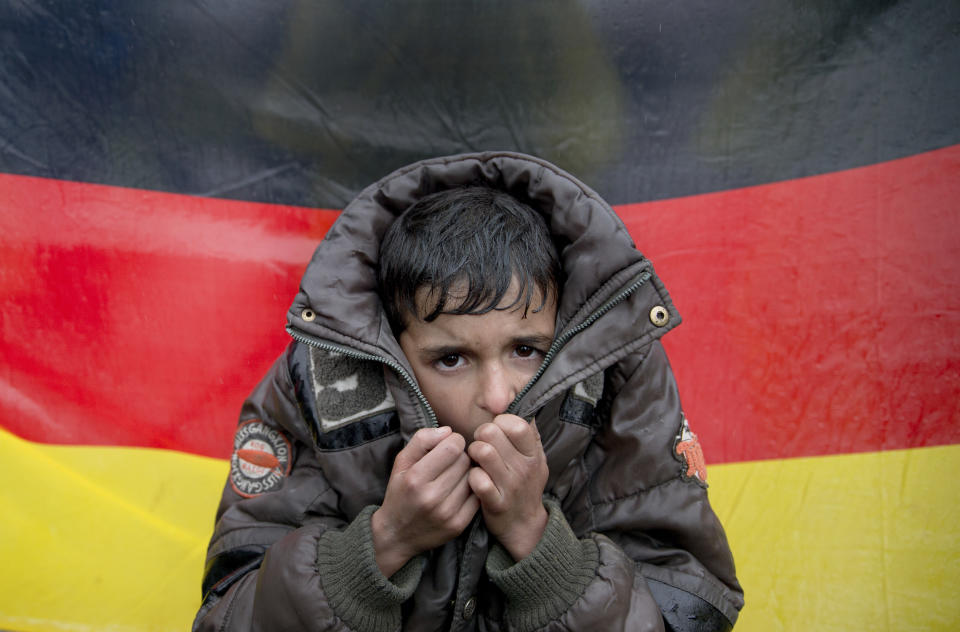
[398,281,557,442]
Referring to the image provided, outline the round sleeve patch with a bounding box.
[229,420,293,498]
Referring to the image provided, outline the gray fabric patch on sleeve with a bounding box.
[572,371,604,407]
[560,371,605,427]
[308,346,396,432]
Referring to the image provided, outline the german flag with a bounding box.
[1,2,957,630]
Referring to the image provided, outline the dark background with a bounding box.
[3,0,957,208]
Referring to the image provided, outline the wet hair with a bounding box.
[378,186,562,334]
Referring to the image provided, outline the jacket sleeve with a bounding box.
[193,346,423,632]
[485,341,743,632]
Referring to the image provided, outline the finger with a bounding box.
[436,467,475,517]
[412,432,467,481]
[468,466,504,509]
[452,492,481,527]
[473,420,526,466]
[467,438,510,489]
[493,414,541,457]
[429,449,472,498]
[394,426,452,471]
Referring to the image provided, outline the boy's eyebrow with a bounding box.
[417,344,465,357]
[417,335,554,357]
[512,334,555,349]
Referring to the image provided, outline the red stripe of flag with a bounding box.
[0,175,337,457]
[626,144,960,462]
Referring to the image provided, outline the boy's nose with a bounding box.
[478,364,517,415]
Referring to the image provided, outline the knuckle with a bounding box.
[404,468,425,488]
[421,487,443,509]
[469,472,486,490]
[504,416,527,436]
[431,500,451,522]
[407,485,432,508]
[441,433,463,450]
[475,424,497,442]
[438,442,461,462]
[468,467,483,485]
[485,496,506,513]
[479,478,499,498]
[475,443,497,462]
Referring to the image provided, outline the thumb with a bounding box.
[394,426,452,470]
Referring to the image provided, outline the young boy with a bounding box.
[195,152,743,631]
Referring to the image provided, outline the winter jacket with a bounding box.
[195,152,743,632]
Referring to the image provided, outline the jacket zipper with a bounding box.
[285,326,438,427]
[506,269,652,416]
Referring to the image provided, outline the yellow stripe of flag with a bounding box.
[1,427,226,631]
[1,426,958,630]
[710,444,960,630]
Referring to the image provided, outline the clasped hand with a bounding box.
[372,415,549,577]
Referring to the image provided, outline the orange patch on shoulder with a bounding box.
[676,435,707,482]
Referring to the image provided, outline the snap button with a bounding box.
[649,305,669,327]
[462,596,477,620]
[301,308,316,322]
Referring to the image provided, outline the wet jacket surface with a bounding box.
[195,152,743,632]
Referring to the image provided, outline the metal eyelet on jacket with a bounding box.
[650,305,669,327]
[301,308,316,322]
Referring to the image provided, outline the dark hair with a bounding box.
[378,186,562,334]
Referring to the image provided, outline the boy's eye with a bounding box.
[437,354,462,368]
[515,345,538,358]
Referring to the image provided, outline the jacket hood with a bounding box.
[287,151,679,415]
